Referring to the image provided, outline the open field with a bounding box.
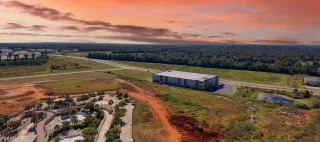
[112,60,304,87]
[37,76,119,94]
[132,98,167,142]
[109,69,153,81]
[136,81,320,141]
[0,71,113,84]
[0,56,116,78]
[67,52,88,57]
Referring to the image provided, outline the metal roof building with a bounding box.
[152,70,219,90]
[304,76,320,87]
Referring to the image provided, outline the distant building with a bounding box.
[304,76,320,87]
[152,70,219,90]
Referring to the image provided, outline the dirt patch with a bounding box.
[0,84,47,116]
[170,115,223,142]
[115,79,181,142]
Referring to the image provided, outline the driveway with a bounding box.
[36,111,54,142]
[120,104,135,142]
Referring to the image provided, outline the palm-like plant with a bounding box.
[70,115,78,126]
[37,103,43,110]
[54,124,60,131]
[108,99,114,109]
[46,98,54,108]
[24,53,28,60]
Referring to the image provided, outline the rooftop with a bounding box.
[305,76,320,82]
[154,70,217,81]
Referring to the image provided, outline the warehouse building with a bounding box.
[152,70,219,90]
[304,76,320,87]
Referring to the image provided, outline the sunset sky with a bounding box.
[0,0,319,45]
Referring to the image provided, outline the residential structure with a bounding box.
[152,70,219,90]
[304,76,320,87]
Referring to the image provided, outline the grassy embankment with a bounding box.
[38,76,119,95]
[108,69,320,141]
[0,56,116,78]
[112,60,304,88]
[132,98,167,142]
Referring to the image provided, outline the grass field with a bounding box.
[108,69,153,81]
[0,56,116,78]
[138,81,319,141]
[67,52,88,57]
[38,76,119,94]
[112,60,304,87]
[132,98,167,142]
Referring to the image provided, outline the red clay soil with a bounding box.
[170,115,224,142]
[115,79,181,142]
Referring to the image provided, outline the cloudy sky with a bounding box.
[0,0,319,45]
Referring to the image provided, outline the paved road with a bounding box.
[36,111,54,142]
[120,104,135,142]
[96,110,114,142]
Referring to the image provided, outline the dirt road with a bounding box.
[115,79,181,142]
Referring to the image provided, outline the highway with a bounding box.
[1,55,320,95]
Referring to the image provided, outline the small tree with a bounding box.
[53,136,61,142]
[123,93,128,98]
[54,125,60,131]
[46,98,54,108]
[62,121,70,129]
[70,115,78,126]
[24,53,28,60]
[37,103,43,110]
[108,100,114,108]
[82,127,97,141]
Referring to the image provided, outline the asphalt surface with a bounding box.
[36,111,54,142]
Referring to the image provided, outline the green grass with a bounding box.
[0,56,116,78]
[132,98,167,142]
[0,89,7,96]
[38,77,119,94]
[108,69,152,81]
[67,52,88,57]
[54,56,116,70]
[112,60,304,87]
[142,82,248,125]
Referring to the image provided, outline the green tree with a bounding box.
[46,98,54,108]
[53,136,61,142]
[70,115,78,126]
[108,100,114,108]
[54,125,60,131]
[82,127,97,142]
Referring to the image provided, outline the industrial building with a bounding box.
[152,70,219,90]
[304,76,320,87]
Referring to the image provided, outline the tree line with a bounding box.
[88,46,320,76]
[0,54,49,66]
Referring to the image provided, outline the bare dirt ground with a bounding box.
[0,84,47,116]
[0,82,82,116]
[115,79,181,142]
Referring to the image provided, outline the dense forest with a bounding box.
[88,47,320,76]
